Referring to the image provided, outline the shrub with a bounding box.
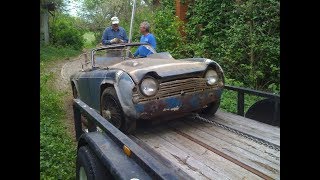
[186,0,280,91]
[50,14,85,50]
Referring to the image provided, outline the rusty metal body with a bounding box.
[70,43,224,124]
[133,78,223,120]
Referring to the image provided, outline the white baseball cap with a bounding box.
[111,17,119,24]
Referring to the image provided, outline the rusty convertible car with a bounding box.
[70,43,224,133]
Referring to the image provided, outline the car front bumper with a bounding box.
[133,89,223,120]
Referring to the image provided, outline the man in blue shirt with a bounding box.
[133,21,157,58]
[102,17,128,45]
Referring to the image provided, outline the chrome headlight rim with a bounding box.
[139,76,159,97]
[205,69,219,85]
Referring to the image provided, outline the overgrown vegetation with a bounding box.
[50,14,85,50]
[40,46,81,179]
[186,0,280,92]
[40,45,80,62]
[83,32,96,48]
[220,78,264,113]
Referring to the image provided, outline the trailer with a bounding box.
[72,87,280,180]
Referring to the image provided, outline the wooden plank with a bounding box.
[134,127,263,180]
[152,127,264,180]
[180,119,280,163]
[213,110,280,146]
[168,121,280,179]
[135,129,218,180]
[129,135,193,180]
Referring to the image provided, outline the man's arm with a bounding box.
[148,34,156,49]
[122,28,129,43]
[101,28,111,45]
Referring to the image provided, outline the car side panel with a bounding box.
[88,69,118,111]
[74,72,92,106]
[88,69,138,119]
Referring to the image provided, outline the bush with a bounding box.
[186,0,280,91]
[153,8,183,56]
[50,14,85,50]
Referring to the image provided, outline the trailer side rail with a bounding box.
[73,98,181,180]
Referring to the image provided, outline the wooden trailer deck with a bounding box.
[131,110,280,180]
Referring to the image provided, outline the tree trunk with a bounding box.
[40,10,49,45]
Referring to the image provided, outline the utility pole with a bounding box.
[128,0,137,43]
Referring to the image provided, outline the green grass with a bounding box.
[40,45,80,63]
[220,78,265,114]
[83,32,96,48]
[220,90,264,114]
[40,45,81,179]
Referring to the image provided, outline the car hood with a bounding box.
[109,58,207,83]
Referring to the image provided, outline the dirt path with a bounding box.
[47,56,83,141]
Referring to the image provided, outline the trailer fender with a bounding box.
[77,132,151,180]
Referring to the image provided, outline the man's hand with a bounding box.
[110,38,118,44]
[110,38,124,44]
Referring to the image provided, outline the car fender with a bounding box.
[179,58,225,84]
[70,74,81,98]
[100,70,138,119]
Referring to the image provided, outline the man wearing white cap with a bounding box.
[101,17,128,45]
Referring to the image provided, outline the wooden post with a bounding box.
[175,0,188,37]
[175,0,188,22]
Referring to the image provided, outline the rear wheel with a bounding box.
[200,100,220,117]
[100,87,136,134]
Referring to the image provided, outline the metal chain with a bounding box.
[192,113,280,153]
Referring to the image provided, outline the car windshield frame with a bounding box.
[90,43,157,68]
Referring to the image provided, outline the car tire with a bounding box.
[100,87,136,134]
[76,146,112,180]
[72,83,79,98]
[200,99,220,117]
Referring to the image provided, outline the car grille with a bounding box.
[132,78,218,103]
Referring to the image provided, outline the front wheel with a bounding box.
[200,100,220,117]
[100,87,136,134]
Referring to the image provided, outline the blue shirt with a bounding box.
[102,26,128,45]
[133,33,157,57]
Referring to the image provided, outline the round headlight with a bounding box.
[205,70,218,85]
[140,78,158,96]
